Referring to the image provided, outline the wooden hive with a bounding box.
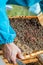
[0,16,43,65]
[9,16,43,64]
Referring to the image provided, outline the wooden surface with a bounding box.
[9,16,38,19]
[9,15,43,26]
[38,14,43,26]
[0,50,43,65]
[3,58,38,65]
[0,50,38,65]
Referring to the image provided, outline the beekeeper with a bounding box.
[0,0,43,64]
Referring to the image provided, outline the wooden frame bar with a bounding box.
[0,50,43,64]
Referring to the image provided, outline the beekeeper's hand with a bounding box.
[3,43,24,64]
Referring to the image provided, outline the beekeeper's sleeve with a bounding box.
[7,0,41,7]
[0,0,16,44]
[39,0,43,13]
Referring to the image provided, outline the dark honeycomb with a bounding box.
[9,17,43,54]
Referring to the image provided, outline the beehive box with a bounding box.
[9,16,43,65]
[0,16,43,65]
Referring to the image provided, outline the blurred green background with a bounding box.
[7,5,36,16]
